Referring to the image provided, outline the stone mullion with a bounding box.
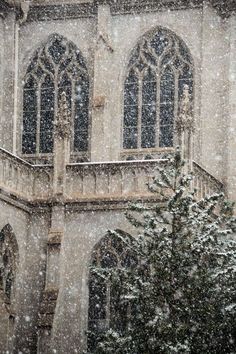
[54,69,59,133]
[137,75,142,148]
[71,80,75,155]
[174,70,179,147]
[156,72,161,148]
[36,81,42,155]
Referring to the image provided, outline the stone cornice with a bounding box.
[25,0,235,22]
[0,0,13,18]
[27,2,96,21]
[210,0,236,18]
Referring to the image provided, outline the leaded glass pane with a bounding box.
[124,70,139,149]
[22,132,36,154]
[23,89,37,112]
[160,67,175,148]
[74,76,89,152]
[141,125,156,148]
[141,68,156,148]
[74,130,88,152]
[160,125,173,147]
[23,111,37,133]
[150,30,169,56]
[22,76,37,154]
[48,37,66,64]
[123,127,138,149]
[124,105,138,127]
[40,131,53,154]
[39,111,54,153]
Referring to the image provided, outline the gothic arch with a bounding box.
[22,33,90,157]
[123,26,194,151]
[87,230,137,352]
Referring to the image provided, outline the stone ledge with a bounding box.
[47,230,63,245]
[25,0,235,21]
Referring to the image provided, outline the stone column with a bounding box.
[91,3,113,161]
[38,93,71,353]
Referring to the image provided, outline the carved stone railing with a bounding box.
[192,161,224,198]
[0,148,224,204]
[65,160,163,202]
[0,148,53,202]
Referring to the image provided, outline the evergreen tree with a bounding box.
[89,149,236,354]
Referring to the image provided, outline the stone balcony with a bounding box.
[0,147,224,208]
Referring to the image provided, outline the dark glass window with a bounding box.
[0,225,18,303]
[160,67,175,147]
[22,34,89,156]
[88,233,137,353]
[123,70,139,149]
[123,27,194,150]
[141,68,156,148]
[22,76,37,154]
[74,73,89,152]
[40,75,54,153]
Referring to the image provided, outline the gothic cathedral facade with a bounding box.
[0,0,235,353]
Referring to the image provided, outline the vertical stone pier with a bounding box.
[37,92,71,353]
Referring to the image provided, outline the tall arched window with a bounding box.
[22,34,89,157]
[123,27,193,151]
[0,224,18,303]
[87,232,137,352]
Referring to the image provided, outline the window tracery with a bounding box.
[123,27,194,151]
[0,225,18,303]
[87,232,137,352]
[22,34,89,156]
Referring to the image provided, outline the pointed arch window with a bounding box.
[0,225,18,303]
[123,28,194,151]
[87,232,137,352]
[22,34,89,156]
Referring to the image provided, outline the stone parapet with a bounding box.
[192,161,225,198]
[0,147,53,202]
[0,147,224,204]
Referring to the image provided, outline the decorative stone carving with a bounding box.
[96,31,114,52]
[54,92,72,140]
[176,85,194,133]
[176,85,194,169]
[19,1,30,24]
[93,95,106,109]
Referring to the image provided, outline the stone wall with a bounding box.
[0,198,49,353]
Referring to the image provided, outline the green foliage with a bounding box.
[90,149,236,354]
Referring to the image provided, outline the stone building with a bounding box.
[0,0,235,353]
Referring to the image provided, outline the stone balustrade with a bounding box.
[192,161,224,198]
[0,148,224,204]
[0,148,53,202]
[65,160,163,202]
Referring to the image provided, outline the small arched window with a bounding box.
[123,27,193,151]
[22,34,89,156]
[0,225,18,303]
[87,232,137,352]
